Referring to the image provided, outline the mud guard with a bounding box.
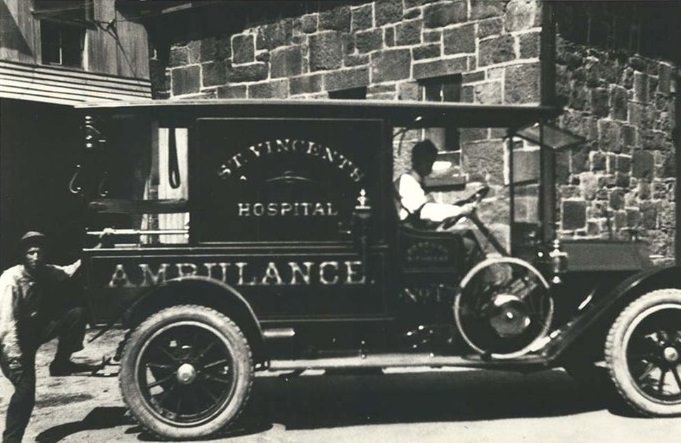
[543,265,681,361]
[121,276,266,360]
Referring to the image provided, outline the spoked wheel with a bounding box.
[606,290,681,416]
[455,257,553,359]
[120,305,253,439]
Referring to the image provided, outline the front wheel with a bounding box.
[119,305,253,439]
[605,289,681,416]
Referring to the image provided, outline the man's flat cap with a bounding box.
[19,231,47,248]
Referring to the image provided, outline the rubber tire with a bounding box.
[119,305,253,439]
[605,289,681,416]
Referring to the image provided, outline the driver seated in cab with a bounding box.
[395,139,482,270]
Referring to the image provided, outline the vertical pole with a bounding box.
[540,0,557,107]
[674,70,681,264]
[539,121,556,243]
[507,134,515,255]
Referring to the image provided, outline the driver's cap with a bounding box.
[19,231,47,250]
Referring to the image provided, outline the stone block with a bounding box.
[270,46,303,78]
[351,4,373,31]
[375,0,403,26]
[478,18,503,39]
[505,0,539,32]
[590,87,610,118]
[186,40,201,64]
[620,125,637,147]
[562,200,587,230]
[398,81,420,101]
[504,63,539,103]
[590,151,606,171]
[289,74,323,95]
[443,24,475,55]
[658,62,672,94]
[413,56,468,79]
[248,80,289,99]
[201,61,226,87]
[423,30,441,43]
[404,8,421,20]
[610,85,628,120]
[324,67,370,91]
[300,14,318,33]
[632,151,654,180]
[257,20,292,50]
[580,172,599,200]
[479,35,515,66]
[384,27,396,47]
[616,154,632,173]
[640,201,658,229]
[309,32,343,71]
[217,84,247,98]
[169,46,189,67]
[598,120,621,152]
[396,19,423,46]
[609,189,625,210]
[214,33,232,61]
[424,1,468,28]
[227,62,268,82]
[355,29,383,53]
[412,44,441,60]
[633,72,648,103]
[232,34,255,64]
[474,81,502,104]
[171,66,200,96]
[371,49,411,82]
[470,0,504,19]
[344,53,370,66]
[519,31,540,58]
[319,6,351,32]
[462,70,485,83]
[462,140,504,183]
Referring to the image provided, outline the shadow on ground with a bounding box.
[37,369,612,441]
[35,407,131,442]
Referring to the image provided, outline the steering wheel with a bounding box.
[438,185,490,230]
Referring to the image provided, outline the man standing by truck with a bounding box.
[0,231,87,443]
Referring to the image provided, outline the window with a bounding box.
[41,21,84,68]
[419,74,462,152]
[328,87,367,100]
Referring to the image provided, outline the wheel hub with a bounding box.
[663,346,679,363]
[488,294,531,338]
[176,363,197,384]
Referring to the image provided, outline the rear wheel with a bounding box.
[119,305,253,439]
[605,289,681,416]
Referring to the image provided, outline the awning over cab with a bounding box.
[75,98,561,129]
[0,60,151,106]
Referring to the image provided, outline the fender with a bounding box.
[123,276,265,358]
[544,265,681,361]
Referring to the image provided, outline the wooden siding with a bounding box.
[0,59,151,105]
[0,0,149,79]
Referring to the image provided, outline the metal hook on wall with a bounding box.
[168,127,181,189]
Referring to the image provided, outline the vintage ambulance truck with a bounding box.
[71,99,681,439]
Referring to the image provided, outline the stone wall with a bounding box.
[161,0,542,106]
[554,2,679,262]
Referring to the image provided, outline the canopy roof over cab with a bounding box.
[75,99,561,130]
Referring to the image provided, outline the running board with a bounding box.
[268,353,551,371]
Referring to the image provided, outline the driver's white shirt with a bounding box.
[397,171,464,223]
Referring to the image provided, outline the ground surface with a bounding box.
[1,329,680,442]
